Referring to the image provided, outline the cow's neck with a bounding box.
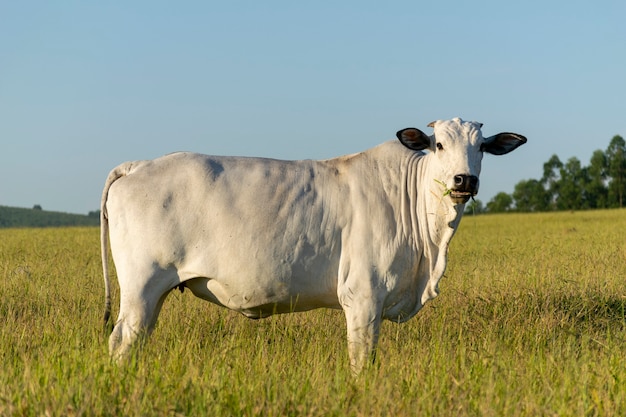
[403,152,465,303]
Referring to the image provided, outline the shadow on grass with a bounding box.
[446,288,626,337]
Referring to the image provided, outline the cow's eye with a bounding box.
[436,143,444,151]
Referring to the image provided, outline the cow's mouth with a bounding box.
[449,190,476,204]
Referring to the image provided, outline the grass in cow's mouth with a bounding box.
[434,179,452,198]
[435,180,474,203]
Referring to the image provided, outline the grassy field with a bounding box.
[1,210,625,416]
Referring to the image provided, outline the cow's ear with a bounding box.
[396,128,432,151]
[481,132,527,155]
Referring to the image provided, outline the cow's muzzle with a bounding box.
[450,175,479,204]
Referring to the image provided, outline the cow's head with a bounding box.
[396,118,526,205]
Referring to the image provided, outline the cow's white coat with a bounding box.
[101,118,526,372]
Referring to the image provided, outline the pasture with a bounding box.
[1,210,625,416]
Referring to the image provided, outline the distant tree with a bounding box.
[541,154,563,210]
[606,135,626,207]
[585,149,608,209]
[464,198,484,214]
[33,204,42,211]
[486,192,513,213]
[513,179,550,212]
[556,157,588,210]
[88,210,101,219]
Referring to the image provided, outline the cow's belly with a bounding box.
[183,276,340,318]
[175,222,343,317]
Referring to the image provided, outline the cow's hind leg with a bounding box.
[109,269,175,361]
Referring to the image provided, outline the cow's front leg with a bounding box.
[340,291,383,374]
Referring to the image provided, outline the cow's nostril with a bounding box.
[453,175,479,192]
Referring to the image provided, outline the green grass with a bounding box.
[1,210,625,415]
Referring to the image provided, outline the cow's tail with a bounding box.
[101,162,135,333]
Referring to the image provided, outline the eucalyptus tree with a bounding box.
[606,135,626,208]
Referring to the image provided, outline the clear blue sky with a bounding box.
[1,1,624,214]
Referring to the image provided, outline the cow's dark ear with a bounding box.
[396,128,432,151]
[481,132,527,155]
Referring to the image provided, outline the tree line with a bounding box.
[0,205,100,228]
[467,134,626,213]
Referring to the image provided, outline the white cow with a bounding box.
[101,117,526,372]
